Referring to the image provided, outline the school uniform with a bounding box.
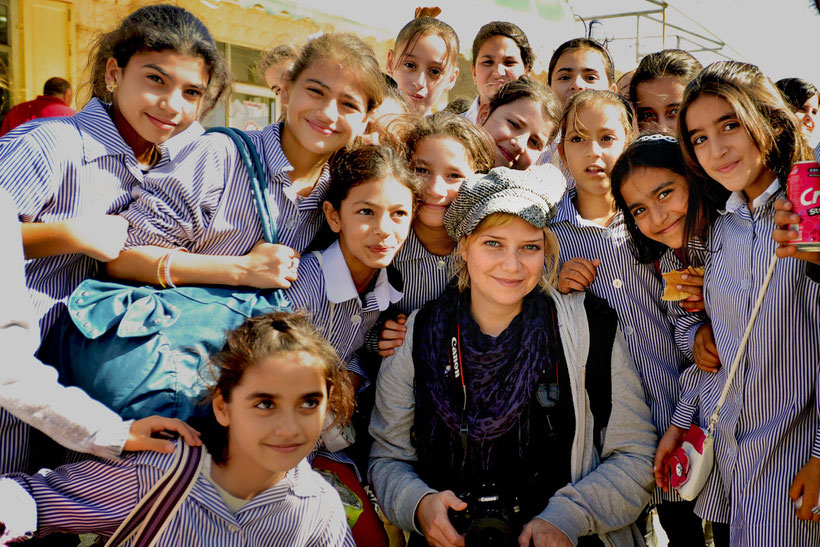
[391,229,455,315]
[681,181,820,545]
[550,191,695,504]
[285,240,403,390]
[0,447,354,546]
[121,121,329,256]
[0,98,203,339]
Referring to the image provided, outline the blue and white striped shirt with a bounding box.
[121,121,330,256]
[286,241,403,387]
[0,447,354,546]
[391,229,455,316]
[0,98,203,338]
[551,192,695,502]
[688,181,820,544]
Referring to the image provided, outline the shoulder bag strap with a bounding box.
[105,442,205,547]
[205,127,279,245]
[705,252,779,436]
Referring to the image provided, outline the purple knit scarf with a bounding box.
[412,284,555,478]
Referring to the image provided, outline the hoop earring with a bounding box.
[106,81,118,93]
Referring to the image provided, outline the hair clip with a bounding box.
[415,6,442,18]
[635,133,678,144]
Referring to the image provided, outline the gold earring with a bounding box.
[106,81,117,93]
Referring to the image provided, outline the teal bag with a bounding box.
[43,128,290,420]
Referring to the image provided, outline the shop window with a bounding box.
[202,42,280,129]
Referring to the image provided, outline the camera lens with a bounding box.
[465,516,516,547]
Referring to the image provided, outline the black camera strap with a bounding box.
[446,318,470,481]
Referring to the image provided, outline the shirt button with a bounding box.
[436,260,447,270]
[351,315,362,326]
[612,278,623,289]
[623,325,634,336]
[741,278,751,290]
[603,230,612,239]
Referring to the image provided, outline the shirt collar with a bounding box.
[321,240,403,310]
[723,178,781,215]
[262,121,332,209]
[75,98,135,163]
[156,121,204,165]
[190,456,322,521]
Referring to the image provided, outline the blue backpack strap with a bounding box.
[205,127,279,245]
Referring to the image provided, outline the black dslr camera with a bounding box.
[447,482,523,547]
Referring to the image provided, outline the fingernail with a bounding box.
[676,284,683,290]
[681,274,688,280]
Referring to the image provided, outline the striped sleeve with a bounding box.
[308,486,357,547]
[670,363,701,430]
[658,250,706,362]
[815,368,820,459]
[3,457,139,537]
[0,130,58,220]
[121,134,232,250]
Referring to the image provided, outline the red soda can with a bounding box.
[786,160,820,251]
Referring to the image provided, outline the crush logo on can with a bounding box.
[787,161,820,251]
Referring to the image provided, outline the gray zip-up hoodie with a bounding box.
[368,288,657,546]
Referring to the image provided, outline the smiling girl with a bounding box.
[0,311,357,546]
[462,21,534,123]
[387,13,460,116]
[666,61,820,546]
[552,91,706,543]
[285,142,418,546]
[105,33,385,291]
[0,4,229,340]
[476,77,562,170]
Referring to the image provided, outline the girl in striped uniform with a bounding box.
[386,10,460,117]
[610,134,733,546]
[0,4,229,340]
[476,77,562,171]
[376,111,495,357]
[550,90,707,543]
[0,311,356,546]
[671,61,820,546]
[286,142,419,546]
[106,32,385,293]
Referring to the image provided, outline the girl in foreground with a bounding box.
[666,61,820,545]
[0,4,229,339]
[0,311,356,546]
[551,91,705,543]
[369,168,655,547]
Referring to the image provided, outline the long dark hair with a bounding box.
[611,134,727,264]
[87,4,231,116]
[678,61,809,206]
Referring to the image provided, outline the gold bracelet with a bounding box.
[156,253,170,289]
